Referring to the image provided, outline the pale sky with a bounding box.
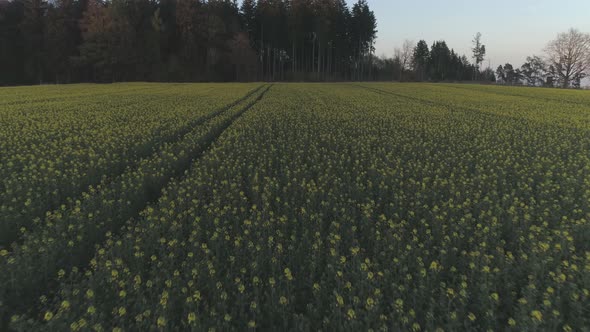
[362,0,590,68]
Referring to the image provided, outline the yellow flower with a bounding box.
[429,261,440,271]
[44,311,54,321]
[447,288,455,297]
[87,306,96,315]
[284,268,293,281]
[395,298,403,309]
[61,300,71,310]
[531,310,543,322]
[187,312,196,323]
[248,320,256,328]
[468,313,476,321]
[86,289,94,299]
[118,307,126,316]
[193,290,202,301]
[490,293,499,302]
[77,318,87,328]
[336,294,344,307]
[347,309,356,320]
[508,318,516,326]
[0,249,8,257]
[279,296,288,305]
[366,297,375,309]
[157,316,166,327]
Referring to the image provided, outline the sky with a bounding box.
[361,0,590,68]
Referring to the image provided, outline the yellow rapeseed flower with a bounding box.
[188,312,196,323]
[284,268,293,281]
[279,296,288,305]
[347,309,356,320]
[61,300,70,310]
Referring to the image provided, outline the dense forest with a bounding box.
[0,0,492,84]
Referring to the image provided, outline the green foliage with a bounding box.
[0,0,380,83]
[1,83,590,331]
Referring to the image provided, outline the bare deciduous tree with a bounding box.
[472,32,486,79]
[545,28,590,88]
[394,39,413,81]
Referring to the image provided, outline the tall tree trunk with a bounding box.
[312,37,315,80]
[260,25,264,81]
[318,38,322,81]
[358,37,362,81]
[291,39,295,77]
[267,45,270,81]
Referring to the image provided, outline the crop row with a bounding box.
[364,83,590,129]
[0,84,269,328]
[8,84,588,331]
[0,84,259,247]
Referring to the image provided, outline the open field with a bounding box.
[1,83,589,331]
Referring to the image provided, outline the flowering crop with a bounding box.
[2,83,589,331]
[0,83,258,248]
[0,83,265,325]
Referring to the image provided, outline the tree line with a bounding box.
[0,0,382,84]
[8,1,583,87]
[496,29,590,89]
[371,35,495,83]
[2,0,496,85]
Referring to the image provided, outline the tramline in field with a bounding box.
[0,83,589,331]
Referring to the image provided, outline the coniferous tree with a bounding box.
[412,40,429,81]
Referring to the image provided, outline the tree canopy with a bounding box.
[0,0,379,84]
[7,1,586,87]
